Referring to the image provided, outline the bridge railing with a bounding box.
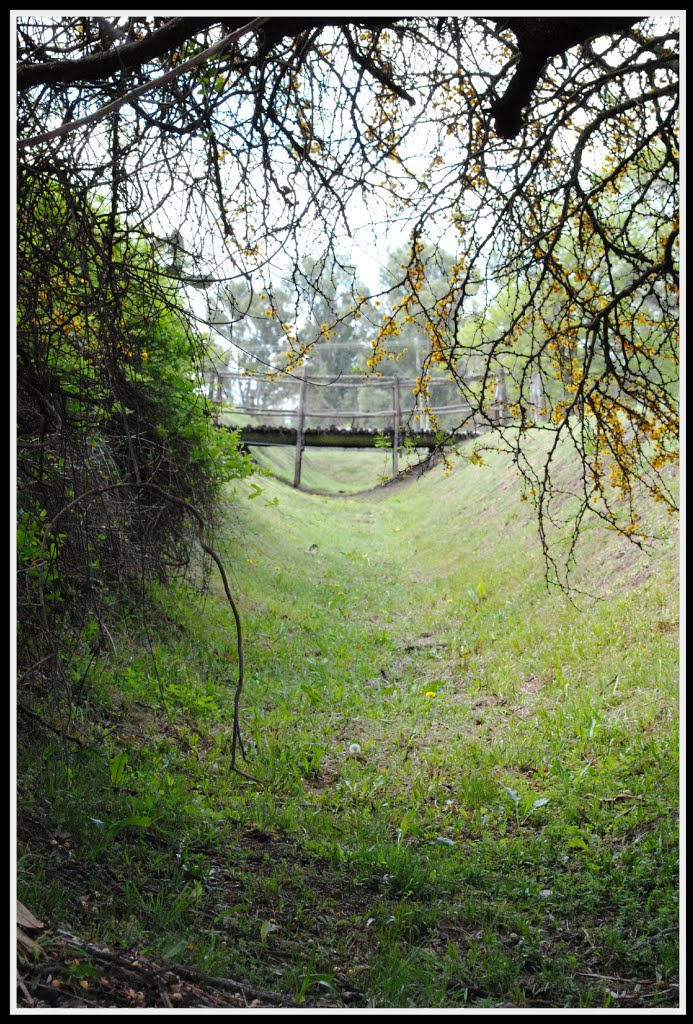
[206,372,519,426]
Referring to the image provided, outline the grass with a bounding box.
[17,437,680,1008]
[249,443,408,493]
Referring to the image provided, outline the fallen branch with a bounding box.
[597,792,644,803]
[576,970,676,986]
[54,931,299,1007]
[17,702,85,747]
[169,961,299,1007]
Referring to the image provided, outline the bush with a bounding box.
[16,172,253,695]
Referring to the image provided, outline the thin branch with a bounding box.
[17,702,84,746]
[341,25,415,106]
[53,930,300,1007]
[17,16,272,150]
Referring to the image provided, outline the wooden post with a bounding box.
[530,371,545,420]
[392,376,400,478]
[293,372,308,488]
[494,370,508,425]
[206,367,217,402]
[213,372,223,426]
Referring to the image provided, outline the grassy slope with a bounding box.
[250,444,404,493]
[17,440,680,1008]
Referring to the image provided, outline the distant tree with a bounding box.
[16,14,679,584]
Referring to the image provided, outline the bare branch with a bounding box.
[17,16,272,150]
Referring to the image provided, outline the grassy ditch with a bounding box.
[248,443,405,493]
[17,438,680,1008]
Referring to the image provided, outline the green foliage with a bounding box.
[16,173,254,690]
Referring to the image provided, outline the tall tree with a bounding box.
[16,15,679,583]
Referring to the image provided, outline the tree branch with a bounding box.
[17,16,219,91]
[491,16,644,138]
[341,25,415,106]
[17,17,272,151]
[16,15,416,93]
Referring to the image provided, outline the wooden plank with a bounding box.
[228,425,476,450]
[218,403,476,419]
[530,371,546,420]
[493,371,509,425]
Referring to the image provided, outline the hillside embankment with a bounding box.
[17,440,680,1008]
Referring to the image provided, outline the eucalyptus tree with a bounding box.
[16,14,679,584]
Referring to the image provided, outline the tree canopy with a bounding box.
[16,15,679,587]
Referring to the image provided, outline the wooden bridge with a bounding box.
[206,370,523,487]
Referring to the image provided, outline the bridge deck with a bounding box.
[225,424,476,450]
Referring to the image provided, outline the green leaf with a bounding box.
[107,815,152,839]
[163,938,189,959]
[501,784,521,807]
[300,684,324,706]
[109,751,129,786]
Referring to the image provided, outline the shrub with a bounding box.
[16,173,253,695]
